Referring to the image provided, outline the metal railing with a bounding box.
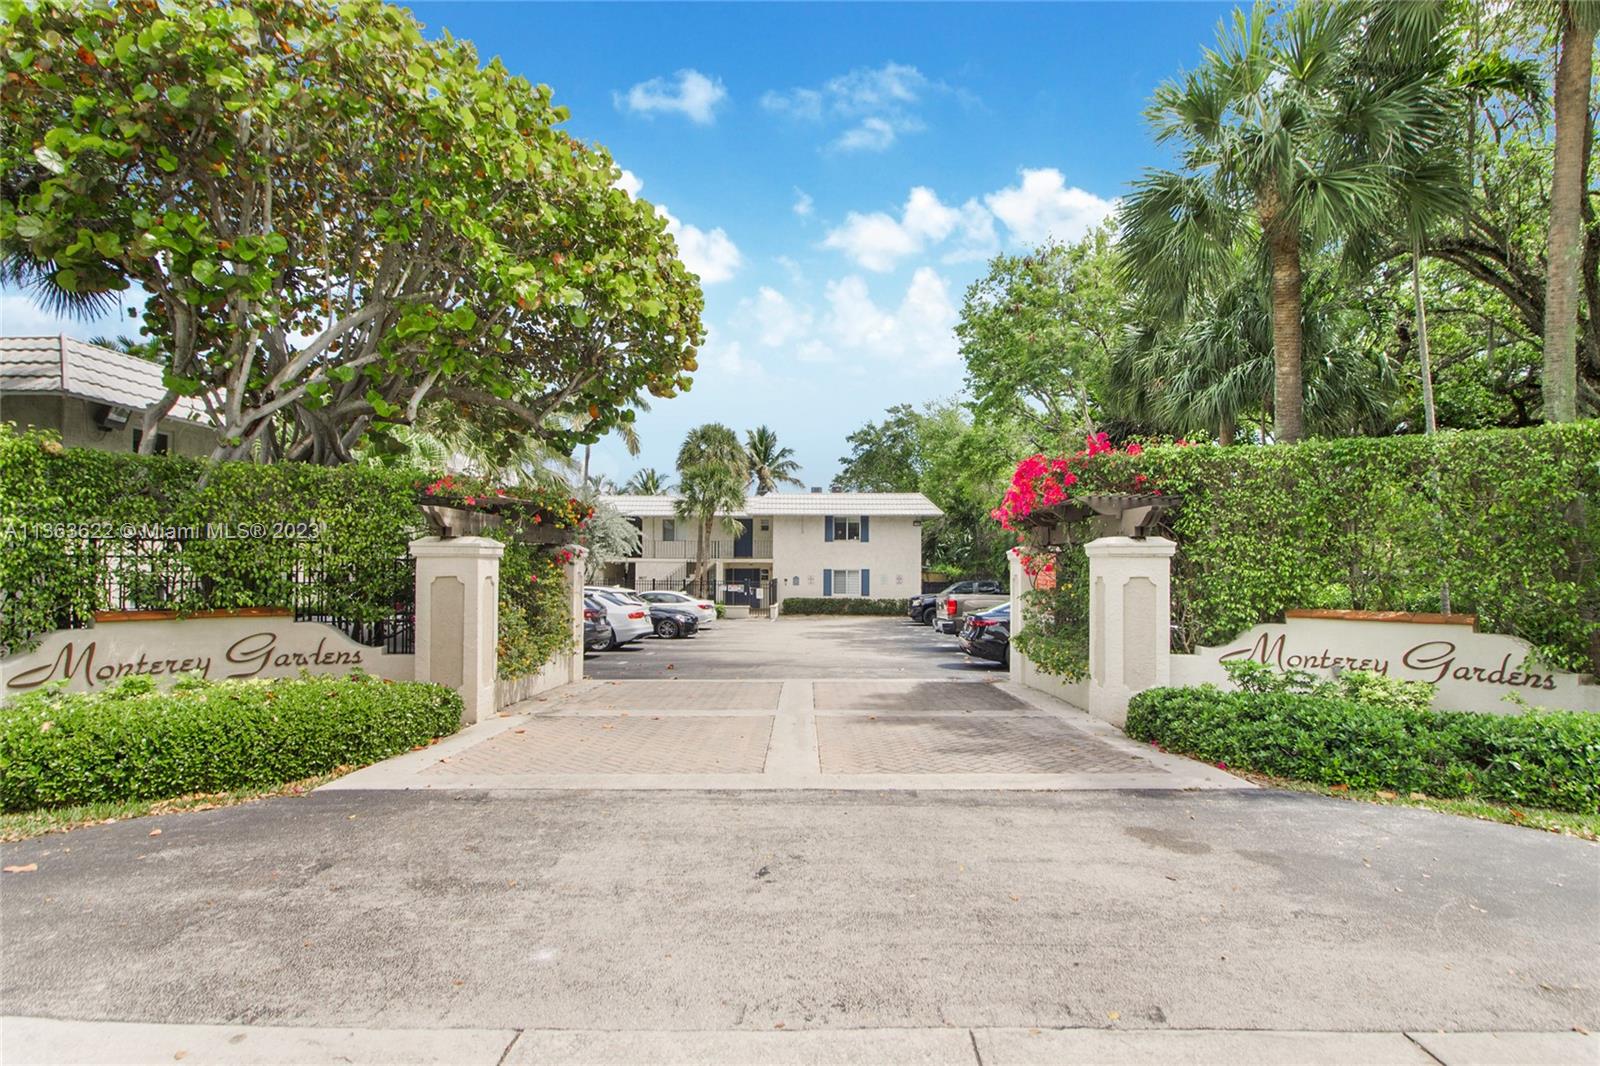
[635,576,779,608]
[638,536,773,560]
[43,532,416,654]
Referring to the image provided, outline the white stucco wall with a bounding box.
[1,393,218,457]
[770,513,922,601]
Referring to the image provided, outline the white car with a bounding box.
[583,587,654,649]
[637,589,717,628]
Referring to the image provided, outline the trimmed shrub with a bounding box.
[1125,685,1600,813]
[1026,422,1600,675]
[780,597,908,616]
[0,674,462,812]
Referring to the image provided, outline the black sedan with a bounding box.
[649,603,700,639]
[583,597,614,652]
[958,602,1011,667]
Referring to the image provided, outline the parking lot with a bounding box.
[583,613,1006,680]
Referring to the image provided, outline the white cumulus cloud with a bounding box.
[617,172,742,285]
[613,168,643,198]
[792,188,814,217]
[985,167,1118,246]
[762,62,945,153]
[615,69,727,125]
[822,187,995,272]
[824,268,959,365]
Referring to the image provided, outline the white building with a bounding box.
[599,492,942,606]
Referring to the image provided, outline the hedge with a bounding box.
[1126,685,1600,814]
[0,673,462,812]
[780,597,908,616]
[1055,422,1600,675]
[0,426,574,681]
[0,425,421,654]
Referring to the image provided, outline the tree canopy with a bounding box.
[1,0,704,463]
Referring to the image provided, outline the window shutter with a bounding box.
[822,570,833,597]
[860,515,870,542]
[861,569,871,596]
[824,515,834,543]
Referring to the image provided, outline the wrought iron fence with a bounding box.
[52,531,416,654]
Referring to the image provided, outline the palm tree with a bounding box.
[623,468,672,494]
[675,423,749,592]
[744,425,804,494]
[1119,2,1454,442]
[1542,0,1598,422]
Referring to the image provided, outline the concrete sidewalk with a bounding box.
[5,1017,1595,1065]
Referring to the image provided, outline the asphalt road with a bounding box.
[585,614,1002,680]
[4,788,1596,1034]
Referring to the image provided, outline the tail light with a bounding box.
[969,617,997,628]
[628,610,647,620]
[583,609,600,621]
[946,598,958,616]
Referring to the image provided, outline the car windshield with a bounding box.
[947,582,974,594]
[981,603,1010,618]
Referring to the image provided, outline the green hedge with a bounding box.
[0,673,462,812]
[1065,422,1600,674]
[780,597,908,616]
[0,425,421,654]
[1126,685,1600,813]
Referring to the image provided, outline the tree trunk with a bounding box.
[1412,244,1438,435]
[1266,218,1306,443]
[1218,412,1235,447]
[692,515,711,596]
[1543,2,1593,423]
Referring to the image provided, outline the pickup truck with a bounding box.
[908,579,1004,626]
[930,581,1009,634]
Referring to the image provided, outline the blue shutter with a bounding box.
[822,570,833,597]
[860,515,870,542]
[861,569,871,596]
[824,515,834,542]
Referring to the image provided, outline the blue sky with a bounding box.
[1,1,1237,487]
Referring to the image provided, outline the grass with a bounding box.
[0,768,352,843]
[1232,769,1600,840]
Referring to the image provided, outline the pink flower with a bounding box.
[1124,442,1143,457]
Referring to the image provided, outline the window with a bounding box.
[832,517,860,541]
[131,430,170,455]
[977,581,1004,594]
[949,582,974,595]
[661,518,676,542]
[831,569,861,596]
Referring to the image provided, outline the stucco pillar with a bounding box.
[1084,536,1176,728]
[563,545,588,684]
[1007,547,1027,685]
[410,536,505,724]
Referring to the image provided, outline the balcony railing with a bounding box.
[638,536,773,560]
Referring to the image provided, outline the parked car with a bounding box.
[909,579,1005,626]
[582,596,614,652]
[583,586,655,649]
[648,603,701,639]
[958,602,1011,666]
[932,580,1009,634]
[637,589,717,627]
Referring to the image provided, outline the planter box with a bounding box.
[419,502,501,539]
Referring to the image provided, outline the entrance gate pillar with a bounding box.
[410,536,504,724]
[1084,536,1176,728]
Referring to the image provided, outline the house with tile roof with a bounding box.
[599,492,942,606]
[1,336,219,456]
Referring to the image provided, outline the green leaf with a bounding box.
[33,146,65,174]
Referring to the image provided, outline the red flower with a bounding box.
[1124,442,1143,457]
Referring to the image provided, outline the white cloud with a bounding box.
[739,286,813,348]
[792,188,814,217]
[822,186,994,272]
[0,288,146,340]
[615,69,727,125]
[613,168,643,198]
[762,62,943,153]
[823,268,959,365]
[985,167,1118,246]
[660,207,742,284]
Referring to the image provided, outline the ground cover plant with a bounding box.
[0,673,462,812]
[1125,666,1600,814]
[779,597,907,616]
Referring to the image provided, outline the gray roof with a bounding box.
[601,492,942,518]
[0,336,210,422]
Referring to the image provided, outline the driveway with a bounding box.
[585,614,999,680]
[3,789,1596,1038]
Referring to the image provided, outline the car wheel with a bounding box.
[656,618,680,639]
[920,607,936,625]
